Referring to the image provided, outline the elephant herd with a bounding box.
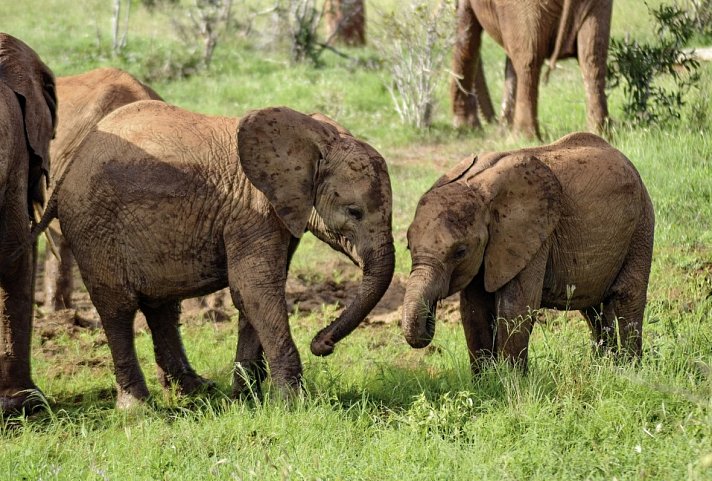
[0,15,654,414]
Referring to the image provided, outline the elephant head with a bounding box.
[237,107,395,356]
[0,33,57,206]
[402,153,561,348]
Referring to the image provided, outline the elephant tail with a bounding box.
[544,0,574,84]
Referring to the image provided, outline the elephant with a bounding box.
[451,0,612,138]
[402,132,654,374]
[0,33,57,413]
[33,102,395,408]
[42,67,162,312]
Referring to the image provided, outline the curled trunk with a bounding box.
[310,239,394,356]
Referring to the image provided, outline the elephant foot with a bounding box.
[231,362,265,401]
[115,384,150,410]
[0,387,47,416]
[159,370,214,396]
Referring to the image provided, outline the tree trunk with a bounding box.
[324,0,366,46]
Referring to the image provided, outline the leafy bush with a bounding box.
[375,0,455,129]
[607,3,701,126]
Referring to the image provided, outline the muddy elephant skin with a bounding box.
[36,102,395,408]
[42,67,162,312]
[451,0,612,138]
[0,33,57,414]
[402,133,654,374]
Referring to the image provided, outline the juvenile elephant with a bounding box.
[0,33,57,413]
[35,102,394,407]
[451,0,612,138]
[402,133,654,373]
[43,67,162,311]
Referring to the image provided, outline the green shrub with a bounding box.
[607,3,701,126]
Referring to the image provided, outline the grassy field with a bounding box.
[2,0,711,479]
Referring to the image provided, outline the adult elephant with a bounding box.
[451,0,612,138]
[0,33,57,413]
[34,102,395,408]
[402,133,654,373]
[42,67,162,311]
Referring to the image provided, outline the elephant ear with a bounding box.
[429,155,480,192]
[468,154,562,293]
[237,106,340,238]
[309,112,353,137]
[0,34,57,198]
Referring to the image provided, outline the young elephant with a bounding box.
[43,67,162,311]
[402,133,654,373]
[35,102,395,407]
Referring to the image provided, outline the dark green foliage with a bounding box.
[607,3,700,126]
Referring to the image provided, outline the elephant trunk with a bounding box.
[310,238,395,356]
[402,265,444,348]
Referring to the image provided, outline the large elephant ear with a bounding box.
[0,34,57,185]
[467,154,562,292]
[237,106,340,238]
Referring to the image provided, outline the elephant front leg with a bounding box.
[227,236,302,398]
[494,240,549,368]
[0,242,43,414]
[460,275,496,375]
[450,0,484,129]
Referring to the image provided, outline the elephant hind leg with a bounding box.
[91,289,148,409]
[501,57,516,126]
[577,2,612,134]
[140,300,210,396]
[583,206,654,359]
[451,0,484,129]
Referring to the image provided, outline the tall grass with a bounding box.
[1,0,711,479]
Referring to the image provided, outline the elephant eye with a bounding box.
[452,245,468,260]
[346,206,364,221]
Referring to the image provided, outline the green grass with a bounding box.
[3,0,712,479]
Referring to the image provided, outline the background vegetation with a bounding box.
[1,0,711,479]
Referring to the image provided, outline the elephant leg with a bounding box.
[0,242,42,413]
[460,273,496,375]
[577,3,612,134]
[450,0,484,129]
[227,234,301,397]
[92,290,148,409]
[141,300,210,395]
[511,58,542,139]
[231,235,298,399]
[581,306,616,354]
[494,239,549,368]
[601,208,653,359]
[232,312,267,399]
[55,236,74,310]
[42,227,59,309]
[474,57,496,123]
[501,57,516,126]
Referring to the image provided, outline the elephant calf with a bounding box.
[402,133,654,373]
[35,103,395,408]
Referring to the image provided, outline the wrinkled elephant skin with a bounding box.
[36,102,394,407]
[403,133,654,374]
[451,0,612,138]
